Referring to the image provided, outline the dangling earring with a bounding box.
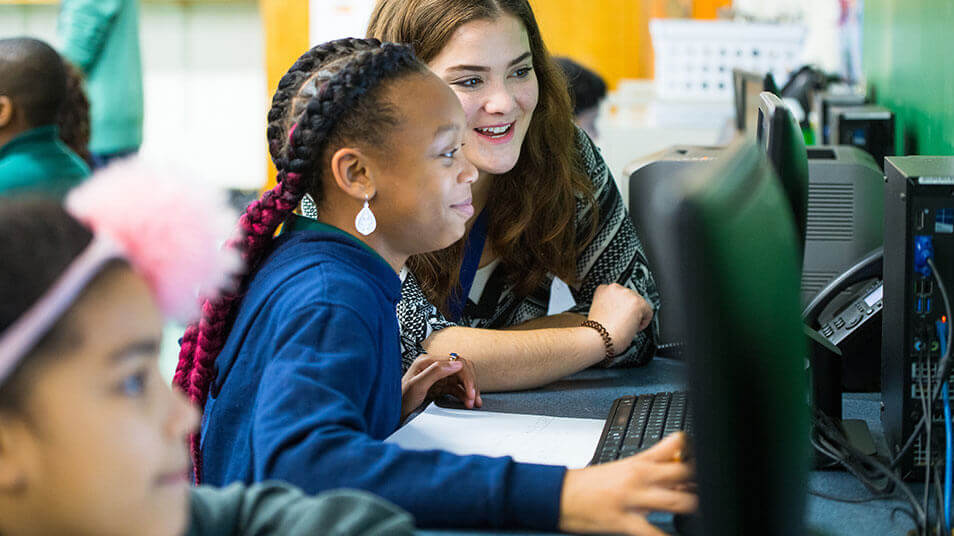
[301,194,318,219]
[355,193,377,236]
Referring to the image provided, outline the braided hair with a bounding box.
[173,38,426,481]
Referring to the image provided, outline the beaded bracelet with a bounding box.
[581,319,615,360]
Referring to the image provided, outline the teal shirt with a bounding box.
[0,126,91,198]
[58,0,143,154]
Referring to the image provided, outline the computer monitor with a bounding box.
[634,139,810,535]
[756,91,809,255]
[733,69,779,134]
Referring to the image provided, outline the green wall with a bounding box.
[863,0,954,156]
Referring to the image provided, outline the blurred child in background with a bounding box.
[0,161,414,536]
[0,38,90,198]
[556,56,607,141]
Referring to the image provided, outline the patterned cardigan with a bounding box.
[396,128,661,371]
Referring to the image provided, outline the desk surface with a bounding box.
[419,358,919,536]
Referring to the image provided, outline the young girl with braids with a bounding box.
[367,0,662,391]
[0,163,414,536]
[177,38,695,536]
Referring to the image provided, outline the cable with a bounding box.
[861,453,926,534]
[907,259,952,536]
[941,382,954,534]
[813,412,926,529]
[915,368,931,536]
[811,410,926,532]
[924,356,932,536]
[893,259,954,469]
[808,488,894,504]
[934,464,945,536]
[809,262,953,535]
[811,424,892,496]
[937,322,954,534]
[891,506,921,529]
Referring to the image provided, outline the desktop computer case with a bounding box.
[831,106,895,171]
[882,157,954,479]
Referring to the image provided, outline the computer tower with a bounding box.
[813,90,865,144]
[627,145,884,306]
[882,157,954,480]
[831,105,895,170]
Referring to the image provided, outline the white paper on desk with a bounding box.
[385,404,605,469]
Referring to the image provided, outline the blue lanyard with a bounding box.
[447,210,489,322]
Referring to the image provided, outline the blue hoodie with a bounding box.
[200,223,566,530]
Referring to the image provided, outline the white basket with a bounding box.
[650,19,806,101]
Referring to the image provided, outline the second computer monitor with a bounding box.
[756,91,809,254]
[733,69,779,134]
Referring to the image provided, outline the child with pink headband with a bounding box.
[0,160,413,536]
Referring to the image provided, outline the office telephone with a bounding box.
[803,248,884,392]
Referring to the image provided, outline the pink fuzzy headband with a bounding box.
[0,159,241,384]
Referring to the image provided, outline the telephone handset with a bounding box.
[803,247,884,393]
[803,247,884,326]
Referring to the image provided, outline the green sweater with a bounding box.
[0,126,91,198]
[188,483,415,536]
[58,0,143,154]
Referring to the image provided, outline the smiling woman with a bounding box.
[368,0,661,392]
[429,16,539,177]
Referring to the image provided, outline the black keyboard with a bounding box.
[590,391,691,464]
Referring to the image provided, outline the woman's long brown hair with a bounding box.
[368,0,598,315]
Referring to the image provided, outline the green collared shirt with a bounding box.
[283,213,391,267]
[0,125,91,199]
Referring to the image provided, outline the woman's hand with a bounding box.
[558,432,697,536]
[588,283,654,355]
[400,353,482,420]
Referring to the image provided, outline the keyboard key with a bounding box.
[641,392,671,449]
[604,396,635,458]
[625,395,653,445]
[664,392,688,437]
